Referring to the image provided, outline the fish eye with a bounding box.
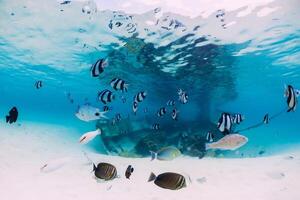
[95,112,100,116]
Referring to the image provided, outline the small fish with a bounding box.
[152,123,160,130]
[178,89,188,104]
[166,100,175,106]
[98,89,115,104]
[171,108,179,120]
[93,162,118,181]
[66,92,74,104]
[40,157,72,173]
[79,129,101,144]
[110,78,128,92]
[115,113,122,122]
[134,91,147,103]
[121,95,126,103]
[148,172,186,190]
[125,165,134,179]
[60,0,71,5]
[232,113,244,124]
[217,112,232,135]
[90,58,108,77]
[206,131,214,142]
[157,107,167,117]
[75,104,107,122]
[263,114,269,124]
[35,80,43,89]
[103,106,111,112]
[285,85,297,112]
[6,107,18,124]
[132,101,138,115]
[206,134,248,151]
[150,146,181,161]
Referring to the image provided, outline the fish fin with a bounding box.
[5,116,10,123]
[205,143,211,151]
[99,111,109,119]
[287,108,293,112]
[92,163,97,172]
[150,151,157,161]
[148,172,156,182]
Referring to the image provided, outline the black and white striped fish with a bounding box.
[35,80,43,89]
[90,58,108,77]
[166,100,175,106]
[103,106,111,112]
[263,114,269,124]
[110,78,128,92]
[134,91,147,103]
[206,132,214,142]
[217,112,232,135]
[178,89,188,104]
[232,114,244,124]
[285,85,297,112]
[171,108,179,120]
[98,89,114,104]
[132,101,138,115]
[152,123,160,130]
[157,107,167,117]
[115,113,121,122]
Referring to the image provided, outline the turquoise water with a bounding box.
[0,0,300,157]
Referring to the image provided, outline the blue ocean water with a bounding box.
[0,0,299,158]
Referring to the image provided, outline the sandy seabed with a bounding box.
[1,122,300,200]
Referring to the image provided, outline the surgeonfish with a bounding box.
[134,91,147,103]
[35,80,43,89]
[150,146,181,161]
[110,78,128,92]
[232,113,244,124]
[90,58,108,77]
[40,157,72,173]
[98,89,115,104]
[166,100,175,106]
[152,123,160,130]
[171,108,179,120]
[178,89,188,104]
[148,172,186,190]
[285,85,297,112]
[206,131,214,142]
[75,104,107,122]
[263,114,269,124]
[217,112,232,135]
[79,129,101,144]
[93,162,118,181]
[132,101,138,115]
[205,134,248,151]
[157,107,167,117]
[6,107,18,124]
[125,165,134,179]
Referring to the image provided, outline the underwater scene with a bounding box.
[1,0,300,199]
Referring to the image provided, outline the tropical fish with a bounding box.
[178,89,188,104]
[103,105,111,112]
[171,108,179,120]
[110,78,128,92]
[79,129,101,144]
[90,58,108,77]
[285,85,297,112]
[115,113,122,122]
[35,80,43,89]
[157,107,167,117]
[206,134,248,151]
[231,113,244,124]
[134,91,147,103]
[6,107,18,124]
[75,104,107,122]
[125,165,134,179]
[40,157,72,173]
[166,100,175,106]
[148,172,186,190]
[152,123,160,130]
[150,146,181,161]
[98,89,114,104]
[263,114,269,124]
[121,95,126,103]
[60,0,71,5]
[132,101,138,115]
[206,131,214,142]
[93,162,118,181]
[217,112,232,135]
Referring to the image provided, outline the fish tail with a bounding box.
[148,172,156,182]
[150,151,157,161]
[287,108,293,112]
[92,163,97,172]
[100,111,108,119]
[5,116,10,123]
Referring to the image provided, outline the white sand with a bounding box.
[1,122,300,200]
